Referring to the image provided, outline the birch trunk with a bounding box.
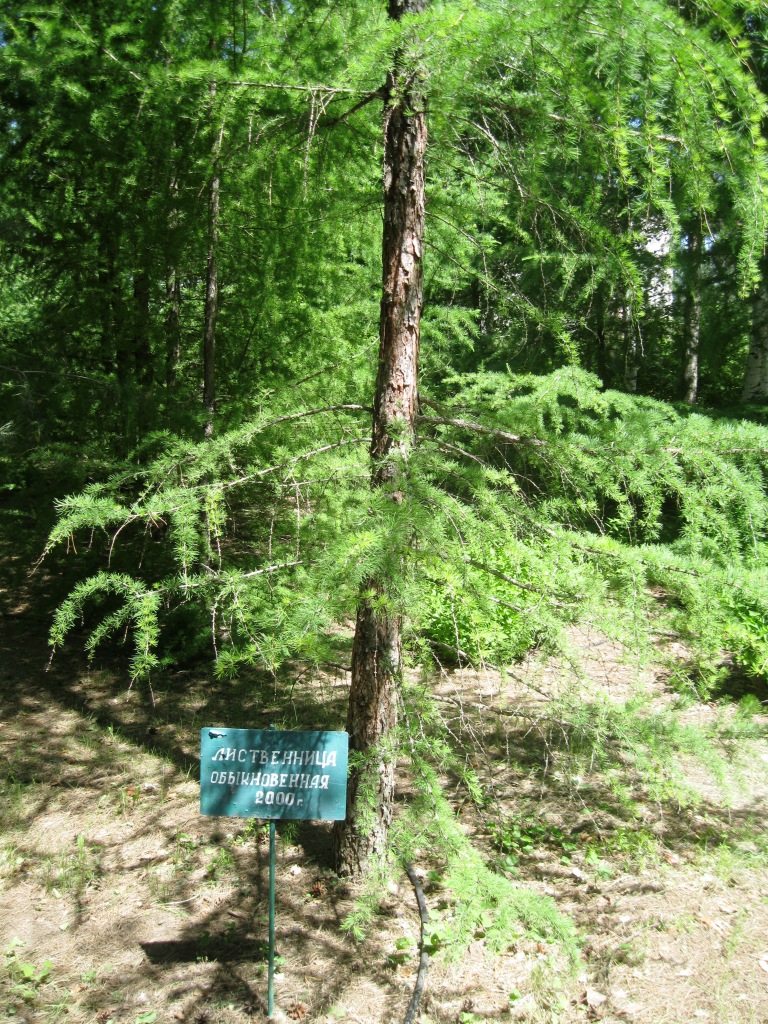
[683,231,702,405]
[743,265,768,402]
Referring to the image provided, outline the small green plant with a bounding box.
[116,783,141,816]
[611,939,646,966]
[206,847,235,880]
[3,939,54,1012]
[232,820,268,845]
[672,912,697,934]
[0,766,32,831]
[387,936,416,967]
[41,835,98,896]
[147,862,182,904]
[488,815,577,862]
[278,820,300,845]
[0,844,27,884]
[728,593,768,679]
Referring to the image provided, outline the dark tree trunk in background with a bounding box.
[133,270,153,390]
[166,270,181,389]
[623,290,639,394]
[334,0,428,878]
[682,230,702,405]
[165,168,182,391]
[743,257,768,402]
[591,283,609,388]
[203,79,224,438]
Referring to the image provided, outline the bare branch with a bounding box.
[323,88,387,127]
[465,558,572,609]
[241,560,303,580]
[221,437,368,490]
[64,6,142,81]
[221,80,373,95]
[432,693,573,730]
[258,404,372,431]
[417,408,545,447]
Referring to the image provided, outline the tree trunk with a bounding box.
[743,260,768,403]
[623,290,639,394]
[165,168,182,391]
[133,270,153,390]
[333,0,428,878]
[166,270,181,389]
[203,80,224,438]
[590,283,609,388]
[682,231,702,405]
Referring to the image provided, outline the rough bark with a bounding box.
[743,260,768,403]
[333,0,427,878]
[682,231,702,405]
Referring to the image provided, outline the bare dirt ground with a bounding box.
[2,543,768,1024]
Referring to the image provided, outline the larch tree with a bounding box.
[6,0,768,893]
[333,0,428,878]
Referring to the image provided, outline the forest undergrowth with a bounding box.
[2,375,768,1021]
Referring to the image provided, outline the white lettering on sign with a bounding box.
[210,771,332,791]
[212,748,338,771]
[254,790,297,807]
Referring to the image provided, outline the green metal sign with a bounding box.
[199,727,348,821]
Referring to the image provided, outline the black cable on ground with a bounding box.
[403,863,430,1024]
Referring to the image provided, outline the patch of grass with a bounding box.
[528,958,571,1022]
[693,821,768,878]
[40,835,99,896]
[206,846,235,881]
[671,912,697,934]
[0,764,35,831]
[599,824,659,865]
[0,843,27,887]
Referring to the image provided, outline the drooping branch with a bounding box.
[464,558,572,609]
[417,412,545,447]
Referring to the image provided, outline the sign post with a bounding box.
[200,726,348,1017]
[269,817,276,1015]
